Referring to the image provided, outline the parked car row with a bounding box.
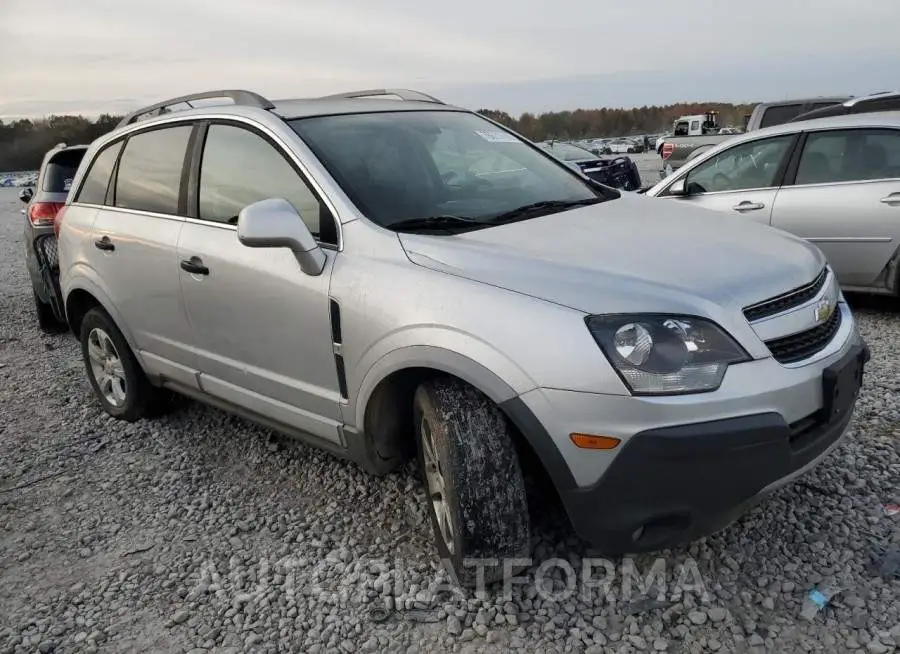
[657,91,900,178]
[19,88,869,586]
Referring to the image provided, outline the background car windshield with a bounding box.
[543,142,593,161]
[290,111,600,227]
[41,149,86,193]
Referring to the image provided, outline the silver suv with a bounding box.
[58,89,869,585]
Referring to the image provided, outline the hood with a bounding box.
[398,193,825,316]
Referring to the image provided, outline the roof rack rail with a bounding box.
[790,91,900,123]
[843,90,900,107]
[318,88,444,104]
[117,89,275,128]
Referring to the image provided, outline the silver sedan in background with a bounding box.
[646,110,900,295]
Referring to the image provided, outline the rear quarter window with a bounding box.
[42,149,87,193]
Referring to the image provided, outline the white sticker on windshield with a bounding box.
[474,129,519,143]
[63,178,73,191]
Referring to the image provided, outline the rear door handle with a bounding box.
[94,236,115,251]
[880,193,900,206]
[180,256,209,276]
[732,201,765,212]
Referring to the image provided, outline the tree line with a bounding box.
[1,101,755,172]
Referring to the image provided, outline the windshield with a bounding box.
[289,111,604,228]
[541,142,595,161]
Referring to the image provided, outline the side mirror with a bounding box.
[237,198,326,276]
[19,187,33,203]
[668,178,687,196]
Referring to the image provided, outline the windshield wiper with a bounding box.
[386,215,491,233]
[488,198,605,225]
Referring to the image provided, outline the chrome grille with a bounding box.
[764,307,842,364]
[743,267,828,322]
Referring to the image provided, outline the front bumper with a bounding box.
[511,331,868,553]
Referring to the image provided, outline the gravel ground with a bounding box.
[1,186,898,654]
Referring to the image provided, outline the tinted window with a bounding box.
[198,124,334,243]
[674,122,689,136]
[759,104,804,128]
[795,129,900,185]
[290,111,600,227]
[684,135,794,194]
[75,141,123,205]
[42,148,87,193]
[115,125,192,214]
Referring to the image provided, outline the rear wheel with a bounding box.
[413,378,530,587]
[33,289,66,333]
[79,308,155,422]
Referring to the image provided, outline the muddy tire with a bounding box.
[33,289,66,334]
[79,307,155,422]
[413,378,530,587]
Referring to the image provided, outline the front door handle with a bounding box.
[732,201,765,212]
[880,193,900,206]
[180,256,209,276]
[94,236,115,251]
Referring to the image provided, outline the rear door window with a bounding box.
[74,141,123,205]
[42,149,87,193]
[115,125,193,214]
[795,129,900,185]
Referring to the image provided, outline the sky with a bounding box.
[2,0,899,119]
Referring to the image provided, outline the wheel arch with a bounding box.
[64,275,141,361]
[355,348,576,498]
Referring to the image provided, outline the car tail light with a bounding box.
[27,202,64,227]
[661,143,675,160]
[53,205,68,238]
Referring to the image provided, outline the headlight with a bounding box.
[585,315,749,395]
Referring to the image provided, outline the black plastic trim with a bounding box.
[498,396,578,494]
[185,121,209,219]
[105,138,127,206]
[770,132,802,188]
[334,354,348,400]
[780,131,809,187]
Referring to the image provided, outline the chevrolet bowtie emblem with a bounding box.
[814,297,835,323]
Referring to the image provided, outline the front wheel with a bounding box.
[79,308,155,421]
[413,378,530,587]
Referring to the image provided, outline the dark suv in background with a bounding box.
[19,143,88,332]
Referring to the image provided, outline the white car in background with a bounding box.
[608,139,637,154]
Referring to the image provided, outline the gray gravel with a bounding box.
[1,186,898,653]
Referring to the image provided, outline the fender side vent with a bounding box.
[329,299,342,344]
